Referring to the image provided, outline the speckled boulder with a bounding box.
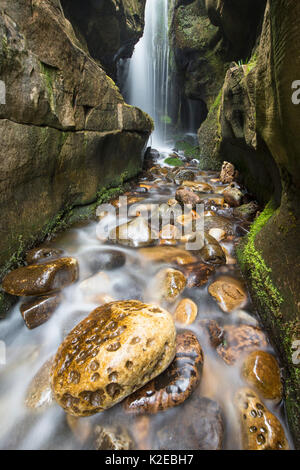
[51,300,176,416]
[235,388,289,450]
[2,258,79,296]
[242,350,282,401]
[123,331,203,414]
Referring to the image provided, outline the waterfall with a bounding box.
[121,0,171,148]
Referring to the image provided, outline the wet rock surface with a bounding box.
[174,299,198,325]
[26,248,65,265]
[154,268,187,302]
[51,301,176,416]
[217,325,268,365]
[123,331,203,414]
[25,358,53,410]
[2,258,79,296]
[235,388,289,450]
[154,396,224,450]
[208,276,247,312]
[20,293,62,329]
[112,217,155,248]
[93,425,135,450]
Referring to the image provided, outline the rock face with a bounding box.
[235,388,289,450]
[0,0,152,284]
[61,0,146,79]
[2,258,78,296]
[51,300,176,416]
[123,331,203,414]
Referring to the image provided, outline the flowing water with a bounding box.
[0,155,292,449]
[121,0,171,147]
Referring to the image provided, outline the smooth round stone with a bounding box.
[94,425,135,450]
[83,249,126,276]
[154,395,224,450]
[199,233,226,265]
[235,388,289,450]
[25,358,53,410]
[2,257,79,296]
[242,351,282,401]
[155,268,187,302]
[208,228,226,241]
[174,299,198,325]
[181,181,213,193]
[51,300,176,416]
[175,188,201,208]
[20,292,62,329]
[139,246,197,265]
[26,247,64,265]
[178,263,215,288]
[123,331,203,414]
[111,217,155,248]
[159,224,180,242]
[216,325,268,365]
[208,276,247,312]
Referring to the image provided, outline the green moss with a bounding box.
[164,157,182,167]
[237,200,284,316]
[40,62,56,111]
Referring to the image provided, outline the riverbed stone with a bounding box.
[2,258,79,296]
[123,331,203,414]
[181,181,213,193]
[199,233,226,265]
[220,162,237,184]
[20,293,62,329]
[154,395,224,450]
[83,249,126,276]
[217,325,268,365]
[26,247,64,265]
[94,425,135,450]
[51,300,176,416]
[223,185,243,207]
[174,299,198,325]
[199,319,224,348]
[208,228,226,241]
[242,351,282,401]
[139,247,197,265]
[235,388,289,450]
[112,217,155,248]
[154,268,187,302]
[25,358,53,410]
[208,276,247,312]
[179,263,215,288]
[203,215,234,235]
[233,201,259,220]
[175,188,201,208]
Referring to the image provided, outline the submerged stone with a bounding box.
[154,395,224,450]
[139,246,197,265]
[154,268,187,302]
[174,298,198,325]
[199,233,226,265]
[2,258,79,296]
[179,262,215,288]
[82,249,126,276]
[175,188,201,208]
[26,247,64,265]
[242,350,282,401]
[123,331,203,414]
[208,276,247,312]
[20,292,62,329]
[235,388,289,450]
[94,425,135,450]
[51,300,176,416]
[112,217,155,248]
[25,358,53,410]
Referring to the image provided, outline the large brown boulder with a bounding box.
[0,0,152,294]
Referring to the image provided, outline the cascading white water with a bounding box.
[124,0,171,148]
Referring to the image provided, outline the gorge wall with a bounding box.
[0,0,151,309]
[177,0,299,446]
